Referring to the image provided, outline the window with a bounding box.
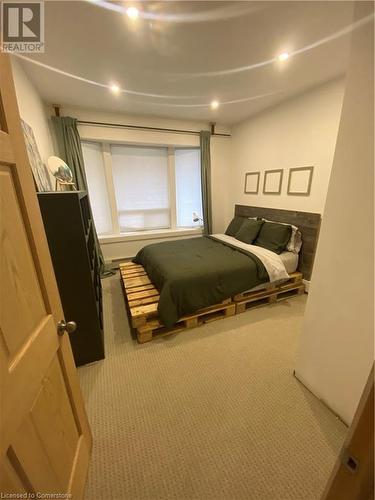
[81,142,113,235]
[81,142,203,237]
[175,148,202,228]
[111,145,170,231]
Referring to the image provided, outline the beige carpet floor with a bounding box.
[78,273,347,500]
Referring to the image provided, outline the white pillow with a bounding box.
[287,227,302,254]
[262,218,302,254]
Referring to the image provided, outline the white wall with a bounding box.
[11,58,55,181]
[60,106,232,260]
[295,2,374,425]
[230,78,345,215]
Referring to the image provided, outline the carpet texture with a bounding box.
[78,273,347,500]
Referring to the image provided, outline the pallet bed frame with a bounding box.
[120,261,305,343]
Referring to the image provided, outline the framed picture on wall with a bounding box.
[244,171,260,194]
[263,169,283,194]
[287,166,314,196]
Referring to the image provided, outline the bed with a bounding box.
[120,205,321,343]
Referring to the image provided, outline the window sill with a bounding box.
[99,227,203,244]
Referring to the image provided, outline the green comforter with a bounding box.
[133,236,269,327]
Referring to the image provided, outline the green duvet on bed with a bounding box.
[133,236,269,327]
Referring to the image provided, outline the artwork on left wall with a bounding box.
[21,120,53,192]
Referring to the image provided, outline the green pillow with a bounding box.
[225,216,246,237]
[255,221,292,254]
[235,219,264,244]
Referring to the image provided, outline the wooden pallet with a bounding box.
[120,262,235,343]
[233,272,304,313]
[120,262,304,343]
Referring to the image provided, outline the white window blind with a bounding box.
[81,142,113,235]
[111,145,170,231]
[175,148,203,228]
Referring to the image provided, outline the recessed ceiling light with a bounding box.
[126,6,139,19]
[110,83,120,94]
[211,100,219,109]
[278,52,290,62]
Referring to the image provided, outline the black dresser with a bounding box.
[38,191,104,366]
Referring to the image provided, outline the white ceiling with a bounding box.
[18,1,357,125]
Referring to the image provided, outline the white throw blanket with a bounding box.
[211,234,289,283]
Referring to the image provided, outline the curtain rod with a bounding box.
[76,119,231,137]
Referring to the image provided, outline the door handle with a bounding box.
[57,320,77,336]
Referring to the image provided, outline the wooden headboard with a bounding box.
[234,205,321,280]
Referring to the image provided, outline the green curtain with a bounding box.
[199,130,212,235]
[52,116,105,273]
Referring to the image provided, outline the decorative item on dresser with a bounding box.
[21,119,53,192]
[37,191,104,366]
[47,155,78,191]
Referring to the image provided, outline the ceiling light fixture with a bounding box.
[110,83,120,94]
[278,52,290,62]
[211,100,219,109]
[126,6,139,19]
